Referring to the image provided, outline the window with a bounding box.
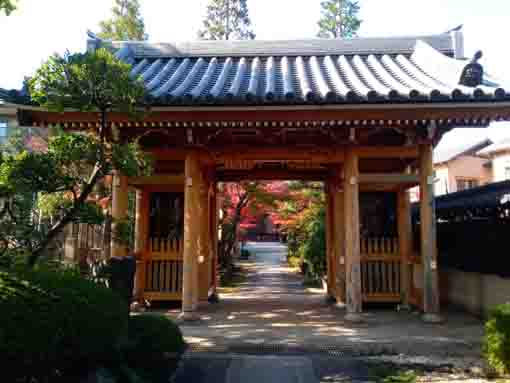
[505,167,510,180]
[0,121,7,142]
[456,178,479,191]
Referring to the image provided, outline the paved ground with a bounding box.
[159,242,486,382]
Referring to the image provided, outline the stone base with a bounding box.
[208,292,220,303]
[179,311,200,322]
[397,303,412,312]
[422,313,444,324]
[344,312,363,323]
[335,301,346,310]
[197,300,210,309]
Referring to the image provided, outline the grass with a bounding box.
[287,254,302,270]
[369,365,417,383]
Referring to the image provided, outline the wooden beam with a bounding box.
[217,168,328,181]
[24,104,510,126]
[358,173,419,184]
[129,174,185,186]
[343,148,363,322]
[419,143,442,323]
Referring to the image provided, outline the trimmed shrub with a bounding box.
[126,314,186,381]
[484,303,510,376]
[0,268,128,382]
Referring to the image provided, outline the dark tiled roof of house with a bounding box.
[98,34,510,106]
[434,132,491,164]
[477,137,510,156]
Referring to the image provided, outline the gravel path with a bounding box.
[165,242,488,382]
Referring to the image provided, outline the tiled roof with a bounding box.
[434,134,491,164]
[101,35,510,106]
[477,137,510,156]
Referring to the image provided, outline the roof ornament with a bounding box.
[86,30,103,41]
[459,50,484,87]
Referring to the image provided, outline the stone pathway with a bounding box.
[164,242,486,382]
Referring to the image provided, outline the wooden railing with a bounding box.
[360,237,401,302]
[143,237,184,301]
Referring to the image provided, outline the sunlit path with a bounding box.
[163,242,482,359]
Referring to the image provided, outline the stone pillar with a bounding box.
[181,151,203,320]
[110,171,129,258]
[333,172,346,305]
[343,149,362,322]
[419,144,442,323]
[397,189,412,309]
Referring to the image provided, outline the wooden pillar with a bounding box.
[110,171,129,258]
[397,189,412,309]
[419,144,442,322]
[333,172,346,305]
[64,223,79,264]
[198,171,212,305]
[133,189,148,302]
[181,151,203,320]
[210,181,220,299]
[343,149,362,322]
[325,180,335,298]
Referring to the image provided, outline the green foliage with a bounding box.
[198,0,255,40]
[98,0,147,41]
[317,0,362,38]
[126,314,186,381]
[29,48,146,115]
[0,268,128,382]
[285,182,326,281]
[0,0,16,15]
[301,206,326,279]
[485,303,510,375]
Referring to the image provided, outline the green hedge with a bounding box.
[0,268,128,382]
[485,303,510,376]
[126,314,186,381]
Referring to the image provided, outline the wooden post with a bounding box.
[419,144,442,323]
[325,180,334,299]
[64,223,79,264]
[397,189,412,309]
[344,149,362,322]
[207,181,218,299]
[181,151,202,320]
[333,172,346,305]
[110,171,129,258]
[198,171,211,306]
[133,189,147,302]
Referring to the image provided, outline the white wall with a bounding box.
[444,268,510,316]
[492,153,510,182]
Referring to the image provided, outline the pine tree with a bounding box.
[317,0,361,39]
[0,0,17,15]
[98,0,147,41]
[198,0,255,41]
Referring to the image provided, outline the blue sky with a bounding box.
[1,0,509,143]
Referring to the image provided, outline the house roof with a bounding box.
[434,134,491,164]
[477,137,510,156]
[89,33,509,107]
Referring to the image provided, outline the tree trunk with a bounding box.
[28,164,103,267]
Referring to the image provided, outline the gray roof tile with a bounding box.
[102,35,510,106]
